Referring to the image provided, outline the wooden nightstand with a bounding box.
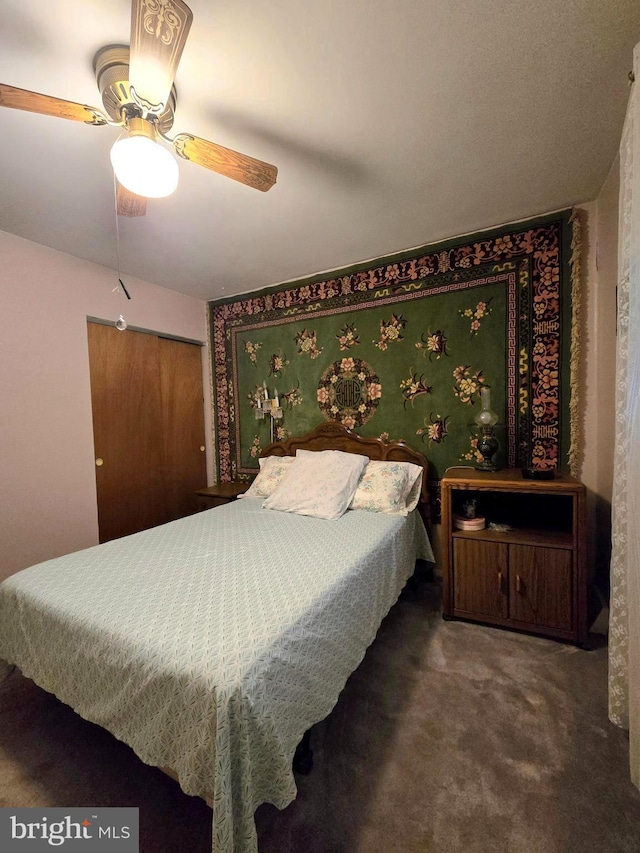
[194,482,250,511]
[441,467,587,645]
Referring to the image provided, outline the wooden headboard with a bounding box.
[261,422,430,512]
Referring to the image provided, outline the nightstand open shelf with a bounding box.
[452,528,574,549]
[441,468,587,645]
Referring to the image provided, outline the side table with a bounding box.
[194,482,250,511]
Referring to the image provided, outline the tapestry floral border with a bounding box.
[210,211,576,482]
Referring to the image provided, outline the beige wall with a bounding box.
[0,230,212,582]
[577,158,619,587]
[593,160,620,505]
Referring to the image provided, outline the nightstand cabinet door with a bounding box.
[508,544,572,631]
[453,539,508,619]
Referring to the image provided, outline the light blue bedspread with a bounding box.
[0,499,433,852]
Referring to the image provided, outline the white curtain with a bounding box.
[609,42,640,789]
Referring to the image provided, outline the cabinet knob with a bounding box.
[497,571,504,592]
[95,457,104,467]
[515,574,523,594]
[200,446,205,452]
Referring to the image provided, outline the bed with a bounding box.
[0,422,434,853]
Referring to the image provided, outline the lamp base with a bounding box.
[475,426,499,472]
[475,460,498,472]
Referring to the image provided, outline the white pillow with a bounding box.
[239,455,296,499]
[402,465,425,513]
[349,460,424,516]
[263,449,369,519]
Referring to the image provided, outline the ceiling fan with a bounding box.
[0,0,278,217]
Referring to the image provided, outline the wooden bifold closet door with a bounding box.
[87,321,207,543]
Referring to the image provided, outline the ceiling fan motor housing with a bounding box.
[94,45,176,133]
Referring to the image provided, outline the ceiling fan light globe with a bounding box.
[110,135,179,198]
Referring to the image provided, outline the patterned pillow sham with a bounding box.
[239,455,296,499]
[262,449,369,520]
[349,460,424,516]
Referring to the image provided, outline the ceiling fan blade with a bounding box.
[0,83,108,125]
[129,0,193,114]
[116,181,147,217]
[172,133,278,192]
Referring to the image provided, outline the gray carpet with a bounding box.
[1,577,639,852]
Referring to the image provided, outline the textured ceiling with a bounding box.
[0,0,639,301]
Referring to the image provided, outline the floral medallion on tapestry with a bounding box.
[317,358,381,429]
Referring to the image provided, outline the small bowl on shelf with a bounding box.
[453,514,486,531]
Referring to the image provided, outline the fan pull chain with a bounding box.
[112,173,131,331]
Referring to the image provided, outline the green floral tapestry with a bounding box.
[209,210,579,491]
